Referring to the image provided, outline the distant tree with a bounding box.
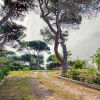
[19,40,50,69]
[47,54,60,64]
[72,60,86,69]
[46,52,72,70]
[0,50,15,57]
[46,54,61,70]
[11,56,21,61]
[20,54,33,63]
[29,55,44,70]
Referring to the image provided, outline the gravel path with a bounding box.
[42,71,100,100]
[28,71,63,100]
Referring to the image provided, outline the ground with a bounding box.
[0,70,100,100]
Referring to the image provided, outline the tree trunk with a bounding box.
[61,63,68,76]
[36,60,40,70]
[54,35,68,76]
[39,0,68,76]
[60,37,68,76]
[0,5,16,26]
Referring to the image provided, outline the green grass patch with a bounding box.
[47,71,54,77]
[0,71,36,100]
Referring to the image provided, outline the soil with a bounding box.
[0,71,100,100]
[42,71,100,100]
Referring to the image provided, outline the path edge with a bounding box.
[58,76,100,91]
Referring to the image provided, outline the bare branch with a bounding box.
[38,0,57,34]
[0,3,16,26]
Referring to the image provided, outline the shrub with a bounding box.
[92,73,100,85]
[64,68,100,85]
[39,67,45,70]
[0,67,9,82]
[72,60,84,69]
[0,70,4,81]
[30,66,37,70]
[23,67,29,71]
[87,68,96,77]
[80,72,88,82]
[46,63,61,70]
[3,61,30,71]
[71,68,81,81]
[1,67,9,76]
[68,60,76,66]
[64,71,70,78]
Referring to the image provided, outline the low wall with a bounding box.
[58,76,100,91]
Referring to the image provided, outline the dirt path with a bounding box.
[42,71,100,100]
[28,71,64,100]
[0,71,100,100]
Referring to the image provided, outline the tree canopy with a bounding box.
[92,48,100,70]
[0,50,15,57]
[38,0,100,75]
[0,21,26,49]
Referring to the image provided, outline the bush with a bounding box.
[71,68,81,81]
[46,63,61,70]
[87,68,96,77]
[64,68,100,85]
[68,60,76,66]
[0,70,4,81]
[65,68,81,81]
[0,67,9,82]
[64,71,70,78]
[3,61,30,71]
[1,67,9,76]
[80,72,88,82]
[30,66,37,70]
[92,73,100,85]
[72,60,85,69]
[23,67,29,71]
[39,67,45,70]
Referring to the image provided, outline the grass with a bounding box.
[0,71,36,100]
[46,70,100,97]
[47,71,54,77]
[37,72,76,100]
[7,71,33,78]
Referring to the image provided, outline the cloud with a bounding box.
[22,12,100,60]
[23,12,46,41]
[67,13,100,60]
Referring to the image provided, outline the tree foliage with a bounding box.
[92,48,100,70]
[0,21,26,49]
[18,40,49,69]
[28,40,50,53]
[0,50,15,57]
[38,0,100,75]
[47,54,61,64]
[2,0,35,20]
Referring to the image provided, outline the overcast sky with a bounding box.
[21,12,100,60]
[0,0,100,60]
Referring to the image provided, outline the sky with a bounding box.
[21,11,100,60]
[0,0,100,61]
